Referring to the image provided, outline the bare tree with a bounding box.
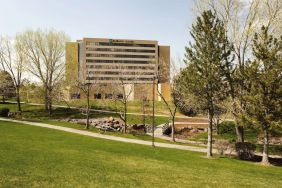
[111,64,146,134]
[76,81,93,129]
[140,94,149,126]
[0,36,25,111]
[17,29,69,115]
[156,59,180,142]
[113,79,134,134]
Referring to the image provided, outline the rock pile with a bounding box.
[61,117,124,132]
[128,124,151,134]
[60,117,154,134]
[162,123,206,138]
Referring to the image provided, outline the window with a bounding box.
[94,93,102,99]
[71,93,80,99]
[105,93,113,99]
[117,94,123,99]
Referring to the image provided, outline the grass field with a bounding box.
[0,120,281,187]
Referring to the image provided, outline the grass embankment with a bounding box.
[0,103,204,147]
[0,102,169,125]
[0,121,281,188]
[17,97,183,116]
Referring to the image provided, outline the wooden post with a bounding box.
[152,78,155,147]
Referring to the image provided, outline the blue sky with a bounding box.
[0,0,195,63]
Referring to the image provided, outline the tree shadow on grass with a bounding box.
[240,155,282,167]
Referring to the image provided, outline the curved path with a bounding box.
[0,118,206,153]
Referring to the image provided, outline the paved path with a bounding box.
[0,118,206,153]
[147,124,206,146]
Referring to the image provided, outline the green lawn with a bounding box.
[0,102,202,148]
[17,96,182,116]
[0,102,169,125]
[0,121,281,187]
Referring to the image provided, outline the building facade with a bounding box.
[65,38,171,101]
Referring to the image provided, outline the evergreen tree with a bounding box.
[183,10,233,157]
[244,26,282,165]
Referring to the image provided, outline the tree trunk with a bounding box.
[216,118,219,134]
[26,90,29,103]
[152,78,155,147]
[85,85,90,129]
[124,102,127,134]
[261,128,270,165]
[171,116,176,142]
[207,110,213,158]
[235,122,244,142]
[2,95,5,103]
[142,99,146,126]
[16,87,21,112]
[44,87,49,112]
[48,89,52,115]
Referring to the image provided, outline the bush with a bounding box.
[0,108,10,117]
[215,139,232,156]
[162,123,171,135]
[218,121,235,135]
[235,142,256,160]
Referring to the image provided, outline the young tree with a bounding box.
[76,81,93,129]
[193,0,282,143]
[113,80,134,134]
[156,59,179,142]
[17,29,69,114]
[183,10,233,157]
[111,64,144,134]
[140,94,149,126]
[244,26,282,165]
[0,36,25,111]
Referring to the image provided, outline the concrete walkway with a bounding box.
[0,118,206,153]
[147,124,206,146]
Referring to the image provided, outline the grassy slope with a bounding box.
[16,97,183,116]
[0,102,169,125]
[0,121,281,188]
[0,103,201,147]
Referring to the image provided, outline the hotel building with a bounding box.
[65,37,171,101]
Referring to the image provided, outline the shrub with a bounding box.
[215,139,231,156]
[235,142,256,160]
[218,121,235,135]
[162,123,171,135]
[0,108,10,117]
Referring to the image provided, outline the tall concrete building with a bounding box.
[65,38,171,101]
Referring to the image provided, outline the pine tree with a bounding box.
[183,10,233,157]
[244,26,282,165]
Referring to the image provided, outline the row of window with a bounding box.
[86,54,155,59]
[86,77,154,81]
[86,59,155,64]
[88,71,155,75]
[86,48,156,53]
[70,93,123,100]
[94,93,123,99]
[86,42,156,48]
[86,64,154,70]
[86,65,156,70]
